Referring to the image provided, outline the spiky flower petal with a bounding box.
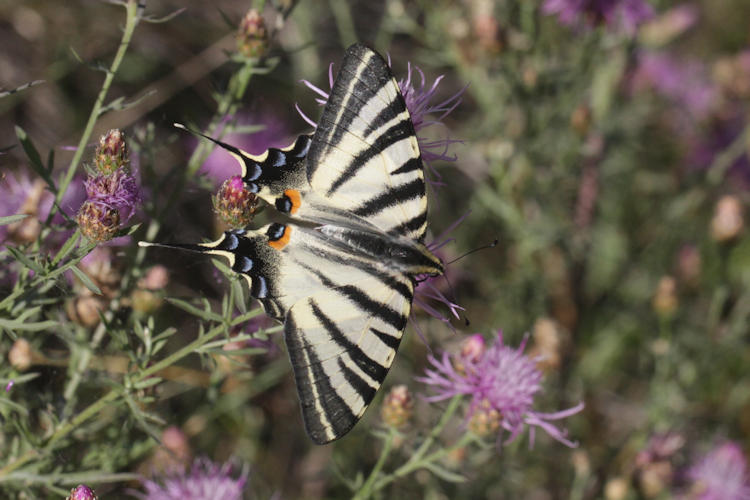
[134,457,248,500]
[418,331,584,447]
[687,442,750,500]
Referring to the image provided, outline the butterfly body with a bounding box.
[143,43,443,443]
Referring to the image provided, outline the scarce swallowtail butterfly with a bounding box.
[140,43,444,444]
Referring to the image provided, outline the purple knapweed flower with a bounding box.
[418,331,584,447]
[687,442,750,500]
[77,129,141,243]
[542,0,654,35]
[0,170,54,246]
[630,52,718,120]
[67,484,98,500]
[298,54,465,186]
[133,457,248,500]
[84,169,140,224]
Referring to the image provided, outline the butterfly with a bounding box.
[141,43,444,444]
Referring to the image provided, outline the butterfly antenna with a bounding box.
[173,123,242,155]
[446,239,499,265]
[138,240,208,254]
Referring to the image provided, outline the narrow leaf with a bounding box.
[166,298,223,322]
[0,214,30,226]
[6,246,44,275]
[15,126,53,185]
[70,265,102,295]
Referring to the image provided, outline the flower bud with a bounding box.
[9,338,32,371]
[138,265,169,290]
[94,129,128,175]
[652,276,678,317]
[77,200,120,243]
[236,9,268,59]
[676,244,701,286]
[213,176,258,229]
[604,477,630,500]
[529,317,568,371]
[380,384,414,428]
[67,484,98,500]
[468,399,502,437]
[66,295,106,327]
[711,195,744,242]
[570,104,591,136]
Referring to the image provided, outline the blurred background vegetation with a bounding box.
[1,0,750,498]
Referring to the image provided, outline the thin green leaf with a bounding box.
[142,7,186,23]
[15,126,53,186]
[0,318,58,332]
[6,246,44,275]
[51,230,80,266]
[0,214,30,226]
[0,80,44,99]
[422,462,467,483]
[70,265,102,295]
[166,298,223,322]
[133,377,163,390]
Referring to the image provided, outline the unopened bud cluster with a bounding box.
[213,175,258,229]
[380,384,414,428]
[236,9,268,59]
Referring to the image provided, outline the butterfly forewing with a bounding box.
[307,44,428,242]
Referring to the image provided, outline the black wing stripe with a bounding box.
[337,358,377,404]
[326,118,415,196]
[297,257,413,302]
[388,211,427,237]
[391,157,423,176]
[370,328,401,350]
[285,314,356,444]
[362,94,405,137]
[304,265,408,331]
[352,178,425,217]
[310,302,389,383]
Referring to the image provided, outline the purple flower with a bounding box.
[687,442,750,500]
[0,170,53,245]
[134,457,248,500]
[67,484,98,500]
[212,175,259,229]
[542,0,654,34]
[418,331,584,447]
[84,168,140,225]
[630,52,718,120]
[298,55,465,185]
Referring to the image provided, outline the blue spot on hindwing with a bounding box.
[253,275,268,298]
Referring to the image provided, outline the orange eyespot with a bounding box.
[284,189,301,214]
[268,225,292,250]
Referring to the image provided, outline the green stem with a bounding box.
[51,0,141,220]
[372,433,474,493]
[0,320,228,479]
[352,429,396,500]
[355,396,462,496]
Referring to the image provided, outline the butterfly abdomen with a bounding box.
[317,224,443,277]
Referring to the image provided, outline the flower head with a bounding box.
[134,457,248,500]
[381,384,415,429]
[83,168,140,224]
[67,484,98,500]
[543,0,654,35]
[94,129,128,175]
[687,442,750,500]
[236,9,268,59]
[418,331,584,447]
[77,200,120,243]
[213,175,259,229]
